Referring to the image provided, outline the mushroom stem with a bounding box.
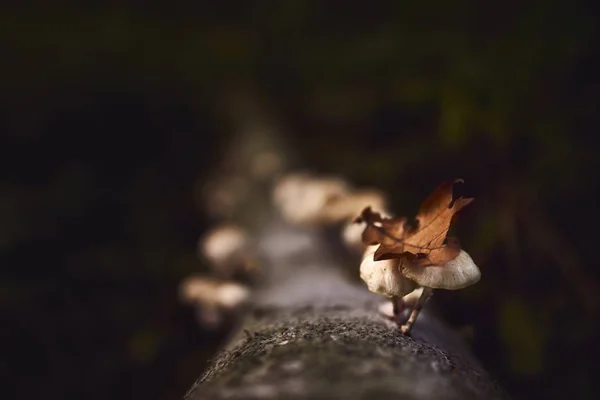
[392,295,405,323]
[400,287,433,335]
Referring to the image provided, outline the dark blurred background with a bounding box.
[2,2,600,399]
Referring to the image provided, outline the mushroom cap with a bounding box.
[272,173,350,225]
[199,225,248,265]
[400,250,481,290]
[179,275,251,309]
[360,245,417,297]
[217,281,252,308]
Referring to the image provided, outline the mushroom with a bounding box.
[198,224,260,280]
[179,275,251,308]
[359,245,417,299]
[272,172,351,226]
[400,250,481,290]
[272,172,390,254]
[352,179,481,335]
[200,224,247,263]
[361,245,434,327]
[355,225,481,334]
[179,275,252,330]
[388,251,480,334]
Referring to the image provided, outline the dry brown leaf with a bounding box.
[354,207,407,247]
[356,179,473,267]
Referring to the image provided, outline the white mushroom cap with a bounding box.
[272,172,390,230]
[199,224,249,265]
[400,250,481,290]
[272,173,350,225]
[217,281,252,308]
[179,275,251,309]
[360,245,417,298]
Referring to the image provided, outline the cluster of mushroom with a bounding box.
[186,172,480,335]
[359,243,480,334]
[272,171,387,249]
[356,179,481,334]
[273,173,481,334]
[179,224,259,330]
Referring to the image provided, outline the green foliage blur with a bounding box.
[1,2,599,400]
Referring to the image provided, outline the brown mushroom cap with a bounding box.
[400,250,481,290]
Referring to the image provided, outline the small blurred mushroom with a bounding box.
[198,224,260,281]
[179,275,252,330]
[272,172,351,226]
[179,275,251,308]
[273,173,390,234]
[200,224,247,264]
